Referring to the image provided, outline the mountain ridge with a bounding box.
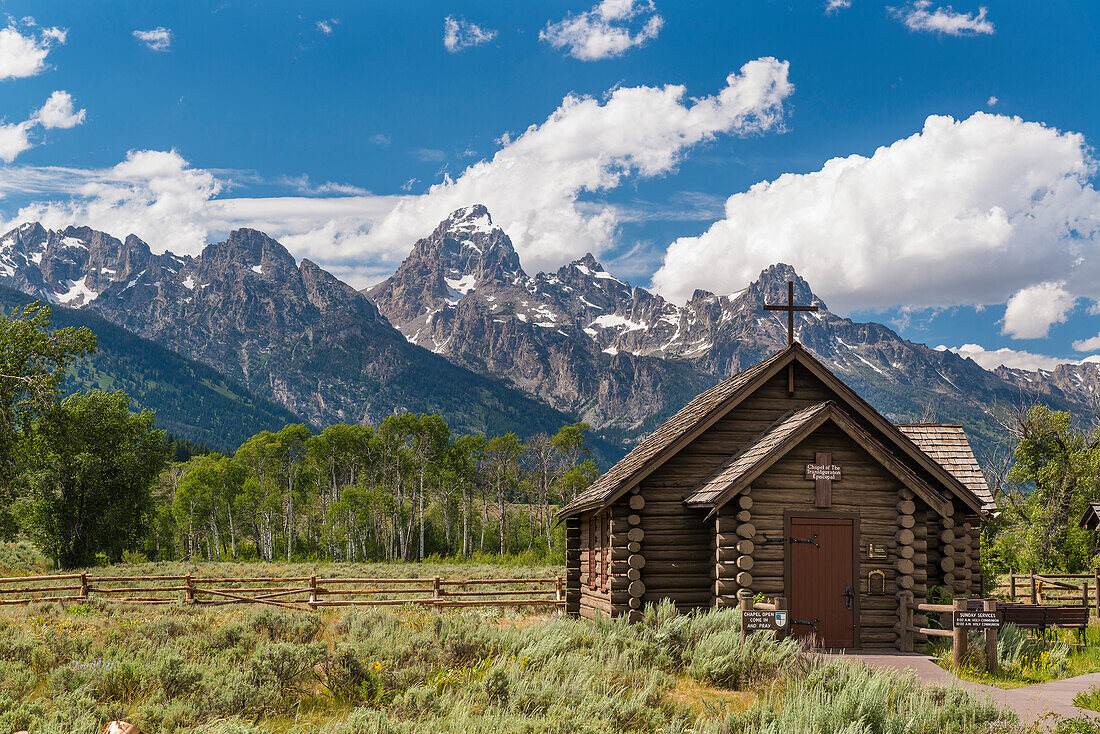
[0,219,608,452]
[3,208,1097,463]
[365,205,1100,457]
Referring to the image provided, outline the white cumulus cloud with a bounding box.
[443,16,497,52]
[651,113,1100,321]
[940,344,1100,372]
[0,59,792,285]
[11,150,220,254]
[0,18,66,80]
[33,90,85,129]
[826,0,852,13]
[361,58,792,273]
[1001,281,1076,339]
[0,91,85,162]
[0,123,32,163]
[890,1,993,36]
[133,27,172,51]
[1073,334,1100,353]
[540,0,663,61]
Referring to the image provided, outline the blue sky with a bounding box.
[2,0,1100,371]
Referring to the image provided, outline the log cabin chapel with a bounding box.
[558,282,996,650]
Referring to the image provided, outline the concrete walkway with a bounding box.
[824,650,1100,726]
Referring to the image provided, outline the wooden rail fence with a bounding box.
[998,569,1100,615]
[0,572,566,612]
[899,594,999,672]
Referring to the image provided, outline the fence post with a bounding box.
[738,589,753,645]
[555,575,564,615]
[1009,569,1015,600]
[184,572,194,605]
[1029,569,1037,604]
[1084,579,1089,610]
[309,575,317,607]
[433,576,441,606]
[80,572,88,601]
[983,598,998,674]
[1094,568,1099,619]
[952,597,967,669]
[898,591,914,652]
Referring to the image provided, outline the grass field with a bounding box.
[0,548,1040,732]
[0,584,1021,734]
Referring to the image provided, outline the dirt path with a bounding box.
[825,650,1100,726]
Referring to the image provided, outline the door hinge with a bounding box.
[791,533,819,548]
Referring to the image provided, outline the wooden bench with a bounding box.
[978,601,1090,639]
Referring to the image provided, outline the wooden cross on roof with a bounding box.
[764,280,818,346]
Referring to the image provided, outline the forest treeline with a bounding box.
[152,416,596,565]
[0,300,596,568]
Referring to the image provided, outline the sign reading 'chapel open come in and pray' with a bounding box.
[806,452,841,508]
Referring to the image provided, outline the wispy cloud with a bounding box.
[0,17,67,80]
[443,16,497,52]
[541,0,663,61]
[281,174,368,196]
[316,18,338,35]
[889,2,993,36]
[825,0,852,14]
[369,133,391,146]
[133,27,173,51]
[413,148,446,162]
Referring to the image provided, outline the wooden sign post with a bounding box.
[805,452,841,507]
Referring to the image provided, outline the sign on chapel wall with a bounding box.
[805,452,841,507]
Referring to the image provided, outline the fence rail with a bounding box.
[997,569,1100,613]
[0,572,565,612]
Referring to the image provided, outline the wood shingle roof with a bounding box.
[558,343,993,519]
[682,401,953,517]
[558,347,790,516]
[683,402,831,507]
[894,424,995,512]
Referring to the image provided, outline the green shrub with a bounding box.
[997,623,1069,677]
[248,641,325,698]
[482,666,510,703]
[1073,684,1100,713]
[157,651,203,698]
[89,658,144,702]
[206,621,254,652]
[687,629,803,689]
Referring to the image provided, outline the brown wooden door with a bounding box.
[789,517,855,648]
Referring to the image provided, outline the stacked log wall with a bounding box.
[565,518,581,616]
[579,360,976,623]
[747,422,910,648]
[579,509,610,618]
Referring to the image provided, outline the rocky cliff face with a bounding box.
[366,206,1094,454]
[2,207,1091,457]
[0,220,583,440]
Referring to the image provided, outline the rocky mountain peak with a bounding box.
[741,263,828,312]
[2,222,47,248]
[203,228,298,277]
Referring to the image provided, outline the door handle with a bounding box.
[843,584,854,611]
[791,618,819,631]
